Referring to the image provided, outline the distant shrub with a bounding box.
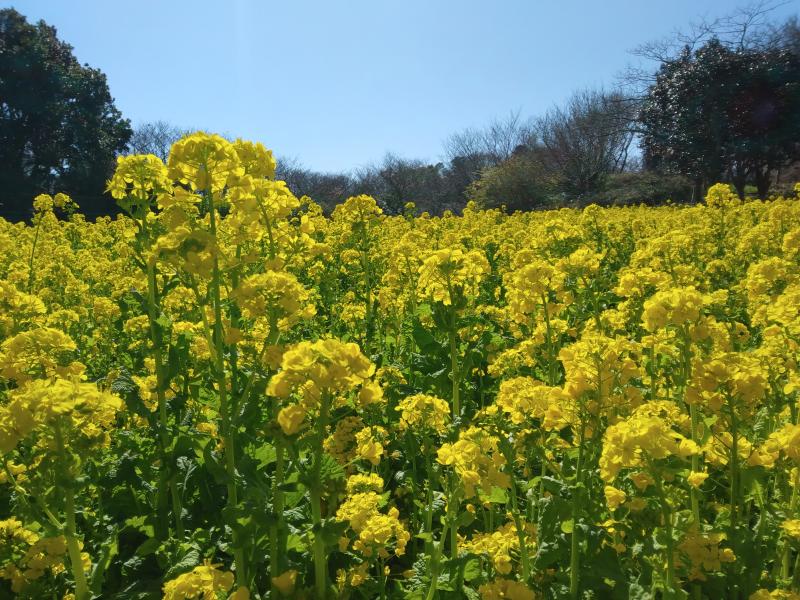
[588,172,694,206]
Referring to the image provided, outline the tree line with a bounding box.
[1,3,799,221]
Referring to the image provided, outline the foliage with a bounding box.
[640,38,800,199]
[590,171,694,206]
[1,132,800,600]
[467,153,557,212]
[0,9,131,222]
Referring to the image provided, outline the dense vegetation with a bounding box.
[1,132,800,599]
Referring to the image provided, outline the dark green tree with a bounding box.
[0,8,131,220]
[640,38,800,199]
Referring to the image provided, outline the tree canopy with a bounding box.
[640,38,800,199]
[0,8,131,220]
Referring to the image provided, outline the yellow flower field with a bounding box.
[2,132,800,599]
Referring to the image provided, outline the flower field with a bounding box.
[3,133,800,600]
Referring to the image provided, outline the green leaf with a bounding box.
[164,547,200,579]
[202,442,230,485]
[462,557,481,582]
[252,443,277,469]
[135,537,160,557]
[412,318,440,354]
[479,486,508,504]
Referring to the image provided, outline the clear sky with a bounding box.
[7,0,800,172]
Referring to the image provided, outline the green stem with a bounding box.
[569,417,586,600]
[270,373,286,595]
[207,185,246,587]
[3,460,62,529]
[728,395,740,532]
[424,439,435,554]
[27,217,42,293]
[448,306,460,421]
[726,393,741,600]
[361,224,373,354]
[509,477,532,583]
[425,482,458,600]
[654,475,677,593]
[64,485,90,600]
[681,328,701,528]
[425,521,449,600]
[541,294,557,386]
[145,257,184,539]
[782,469,800,579]
[649,342,658,402]
[379,558,387,600]
[311,393,331,599]
[55,422,89,600]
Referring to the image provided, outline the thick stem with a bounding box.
[569,418,586,600]
[541,294,557,386]
[655,476,677,593]
[311,393,331,599]
[680,329,701,527]
[55,422,89,600]
[27,218,42,293]
[509,478,532,583]
[782,470,800,578]
[689,407,701,519]
[379,557,387,600]
[145,259,184,539]
[207,186,246,586]
[727,394,741,600]
[424,439,435,554]
[728,396,740,532]
[270,424,286,595]
[448,306,460,421]
[65,486,90,600]
[424,520,450,600]
[426,481,458,600]
[360,225,374,353]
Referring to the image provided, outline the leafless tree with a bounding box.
[128,120,191,162]
[443,111,534,166]
[622,1,793,94]
[352,153,449,214]
[275,155,354,212]
[533,89,637,196]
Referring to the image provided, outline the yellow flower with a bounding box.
[417,247,489,306]
[354,426,387,466]
[437,427,510,498]
[107,154,172,205]
[704,182,739,207]
[167,132,243,193]
[396,393,450,433]
[162,561,234,600]
[277,404,307,436]
[783,519,800,539]
[271,570,297,596]
[462,520,536,575]
[478,578,537,600]
[604,486,627,511]
[687,471,709,489]
[228,587,249,600]
[230,270,315,326]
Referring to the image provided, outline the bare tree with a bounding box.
[622,1,793,94]
[443,111,534,166]
[128,120,191,162]
[275,155,354,212]
[352,153,449,214]
[532,89,637,197]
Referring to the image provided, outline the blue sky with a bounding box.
[8,0,800,171]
